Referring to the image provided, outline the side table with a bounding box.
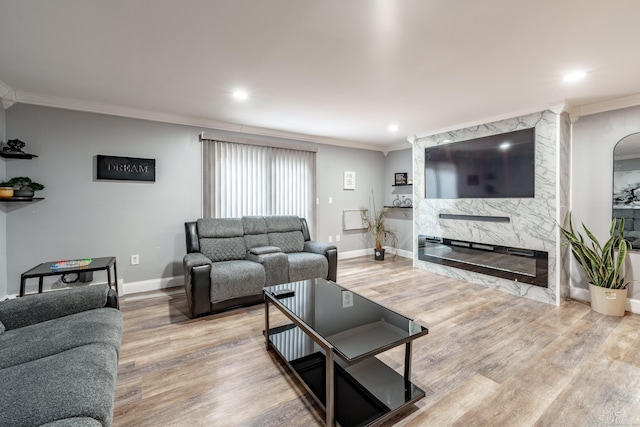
[20,257,118,301]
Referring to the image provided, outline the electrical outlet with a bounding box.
[336,235,341,242]
[328,197,333,204]
[131,254,139,265]
[328,235,333,243]
[316,197,320,205]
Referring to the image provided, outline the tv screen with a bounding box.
[425,128,535,199]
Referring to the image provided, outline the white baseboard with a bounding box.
[338,248,413,260]
[570,286,640,315]
[122,250,414,295]
[569,286,590,303]
[122,276,183,295]
[338,249,370,260]
[394,248,413,259]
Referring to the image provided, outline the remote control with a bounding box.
[272,288,295,299]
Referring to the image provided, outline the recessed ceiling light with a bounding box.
[232,90,248,100]
[388,124,399,132]
[563,71,587,82]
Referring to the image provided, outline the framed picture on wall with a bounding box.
[344,171,356,190]
[395,172,408,185]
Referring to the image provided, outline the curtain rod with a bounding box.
[199,132,318,153]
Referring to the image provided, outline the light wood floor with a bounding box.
[113,257,640,426]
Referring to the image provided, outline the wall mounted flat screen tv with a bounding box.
[425,128,535,199]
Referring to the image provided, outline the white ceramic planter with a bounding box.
[589,283,627,316]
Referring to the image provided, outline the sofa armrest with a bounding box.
[0,284,113,330]
[184,252,212,269]
[183,252,213,317]
[247,250,288,286]
[249,246,282,255]
[304,240,337,256]
[106,288,119,309]
[304,241,338,282]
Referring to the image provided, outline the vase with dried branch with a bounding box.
[360,190,400,261]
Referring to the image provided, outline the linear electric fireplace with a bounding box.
[418,235,548,288]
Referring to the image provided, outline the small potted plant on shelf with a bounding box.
[1,176,45,198]
[360,190,400,261]
[558,213,631,316]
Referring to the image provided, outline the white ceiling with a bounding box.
[2,0,640,152]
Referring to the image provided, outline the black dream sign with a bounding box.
[97,155,156,182]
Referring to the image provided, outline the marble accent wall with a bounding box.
[413,110,570,305]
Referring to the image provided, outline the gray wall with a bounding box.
[572,104,640,301]
[5,104,202,294]
[3,104,387,295]
[0,105,6,298]
[384,148,413,252]
[315,144,386,254]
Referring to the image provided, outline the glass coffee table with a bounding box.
[264,278,428,427]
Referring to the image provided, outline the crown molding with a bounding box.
[577,92,640,117]
[413,103,557,140]
[0,79,17,109]
[381,140,413,153]
[13,91,389,152]
[548,101,569,115]
[0,79,11,98]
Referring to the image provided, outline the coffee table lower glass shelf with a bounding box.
[264,278,428,427]
[268,324,425,427]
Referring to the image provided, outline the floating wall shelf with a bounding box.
[0,152,38,159]
[0,197,44,202]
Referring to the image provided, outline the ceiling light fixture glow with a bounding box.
[499,142,511,151]
[388,124,399,132]
[563,71,587,82]
[232,90,249,100]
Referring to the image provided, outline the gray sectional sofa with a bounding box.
[183,215,337,317]
[0,284,122,427]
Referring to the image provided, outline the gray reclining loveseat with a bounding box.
[183,215,337,317]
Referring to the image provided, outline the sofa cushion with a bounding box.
[242,216,267,234]
[269,231,304,253]
[242,216,269,249]
[0,308,122,370]
[0,343,118,427]
[265,216,302,233]
[245,234,270,250]
[287,252,329,282]
[210,260,266,302]
[200,237,247,262]
[197,218,244,238]
[196,218,248,262]
[265,216,304,252]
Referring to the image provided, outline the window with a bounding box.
[202,139,316,232]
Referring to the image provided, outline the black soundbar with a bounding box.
[439,214,510,223]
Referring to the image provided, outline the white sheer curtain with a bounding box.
[202,140,316,231]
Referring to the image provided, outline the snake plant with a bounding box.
[558,213,631,289]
